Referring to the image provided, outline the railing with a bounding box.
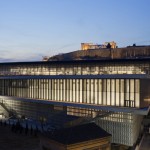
[81,111,113,124]
[0,99,15,117]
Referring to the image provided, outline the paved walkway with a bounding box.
[0,125,40,150]
[138,133,150,150]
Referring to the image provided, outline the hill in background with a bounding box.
[48,46,150,61]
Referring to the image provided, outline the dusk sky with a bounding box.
[0,0,150,62]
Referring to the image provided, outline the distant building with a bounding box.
[40,123,111,150]
[42,56,50,61]
[81,41,117,50]
[104,41,117,49]
[81,43,103,50]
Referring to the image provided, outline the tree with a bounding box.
[106,43,111,49]
[133,43,136,47]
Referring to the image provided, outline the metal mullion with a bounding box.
[49,79,51,100]
[119,79,121,106]
[65,79,67,101]
[102,79,103,105]
[68,79,70,102]
[129,79,130,107]
[114,79,116,106]
[4,79,6,95]
[71,79,73,102]
[97,79,99,105]
[93,79,95,104]
[21,79,22,97]
[134,79,135,107]
[75,79,76,103]
[104,79,107,105]
[89,79,91,104]
[110,79,112,106]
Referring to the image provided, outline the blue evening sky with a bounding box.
[0,0,150,61]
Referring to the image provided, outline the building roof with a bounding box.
[0,74,150,80]
[1,57,150,66]
[1,96,149,115]
[44,123,111,145]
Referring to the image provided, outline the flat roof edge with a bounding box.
[0,74,150,79]
[0,96,149,115]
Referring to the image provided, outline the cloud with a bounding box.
[0,49,46,62]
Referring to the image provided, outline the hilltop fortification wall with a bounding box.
[49,46,150,61]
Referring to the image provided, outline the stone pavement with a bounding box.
[0,125,40,150]
[138,133,150,150]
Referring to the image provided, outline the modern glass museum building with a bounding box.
[0,59,150,146]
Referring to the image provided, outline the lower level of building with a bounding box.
[0,97,147,147]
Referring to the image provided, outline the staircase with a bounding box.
[0,99,14,117]
[82,110,113,124]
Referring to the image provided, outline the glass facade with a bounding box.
[0,98,64,122]
[96,113,143,146]
[0,59,150,76]
[0,78,140,108]
[0,59,149,146]
[66,106,143,146]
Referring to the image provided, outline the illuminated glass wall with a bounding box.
[96,113,143,146]
[66,106,143,146]
[0,78,140,108]
[0,60,149,76]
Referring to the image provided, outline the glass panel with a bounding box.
[70,79,72,102]
[135,79,139,93]
[125,79,129,100]
[98,79,102,104]
[130,79,134,100]
[76,79,79,103]
[107,79,111,105]
[73,79,76,102]
[116,79,119,106]
[102,79,107,105]
[111,79,115,106]
[94,79,98,104]
[120,79,124,106]
[135,79,140,107]
[87,79,90,104]
[79,79,82,103]
[91,79,94,104]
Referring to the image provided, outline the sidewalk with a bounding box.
[0,125,40,150]
[138,133,150,150]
